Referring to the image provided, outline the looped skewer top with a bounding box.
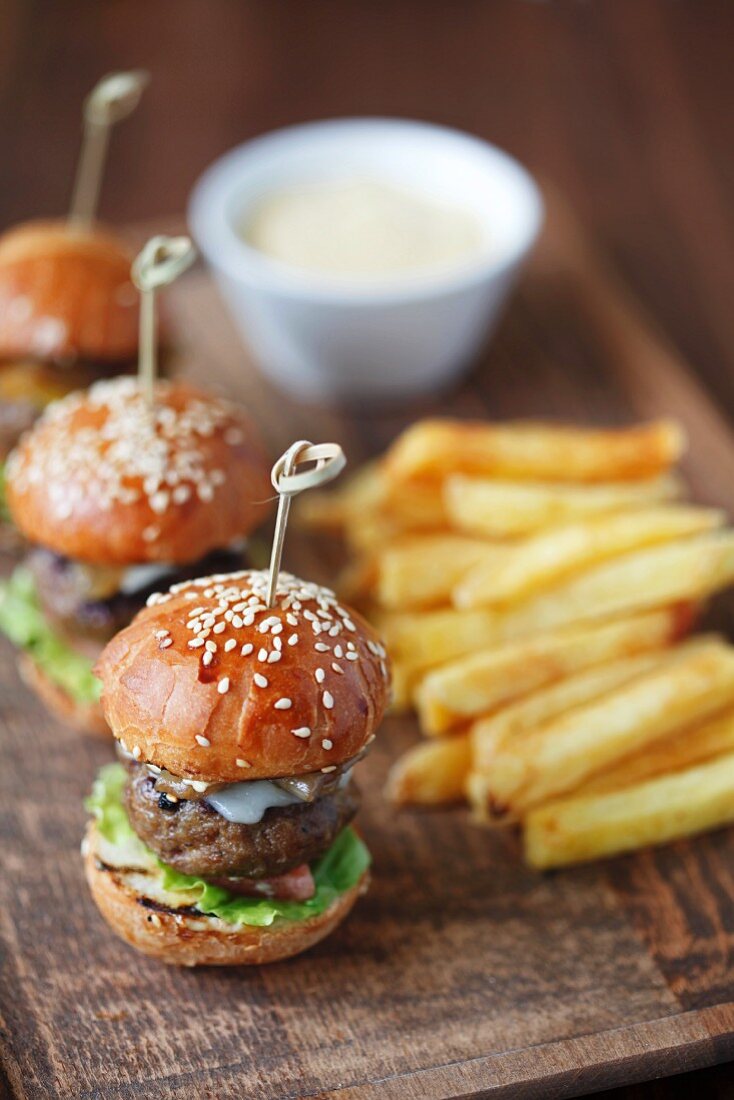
[266,441,346,607]
[69,71,150,228]
[131,235,197,405]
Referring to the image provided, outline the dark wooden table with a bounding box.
[2,2,734,1096]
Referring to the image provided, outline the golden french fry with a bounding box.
[416,607,688,735]
[385,419,686,484]
[500,531,734,637]
[376,535,502,610]
[524,750,734,869]
[377,606,501,673]
[444,474,682,538]
[487,640,734,818]
[388,662,416,714]
[581,705,734,795]
[335,556,377,605]
[454,506,724,608]
[385,735,471,806]
[469,647,689,775]
[295,460,384,530]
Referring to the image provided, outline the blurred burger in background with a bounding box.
[0,221,145,457]
[0,71,154,474]
[0,377,271,733]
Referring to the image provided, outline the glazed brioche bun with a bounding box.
[83,821,368,966]
[0,220,141,363]
[6,377,271,564]
[17,653,107,736]
[95,569,390,783]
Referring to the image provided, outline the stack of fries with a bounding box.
[299,418,734,869]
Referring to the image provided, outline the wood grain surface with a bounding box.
[2,202,734,1098]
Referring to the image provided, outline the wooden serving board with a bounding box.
[4,196,734,1100]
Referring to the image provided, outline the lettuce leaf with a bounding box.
[86,763,371,928]
[0,567,101,704]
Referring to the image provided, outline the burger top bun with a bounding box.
[95,570,391,783]
[0,220,141,363]
[6,378,271,564]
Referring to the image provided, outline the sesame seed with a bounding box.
[213,621,226,634]
[254,673,268,688]
[314,643,330,653]
[288,634,298,646]
[202,651,213,667]
[241,643,254,656]
[236,758,251,768]
[321,765,337,773]
[195,734,210,747]
[346,652,359,661]
[334,645,344,659]
[323,691,334,709]
[217,677,230,694]
[273,636,282,651]
[274,698,292,710]
[205,640,217,653]
[258,648,268,662]
[332,663,344,674]
[155,629,170,639]
[224,638,237,652]
[315,668,325,684]
[322,739,333,750]
[132,745,142,760]
[268,651,281,663]
[291,727,311,738]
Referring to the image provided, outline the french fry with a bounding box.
[385,735,471,806]
[335,556,377,606]
[388,662,416,714]
[469,647,689,775]
[581,704,734,795]
[375,535,502,610]
[487,639,734,818]
[385,419,686,484]
[444,474,682,538]
[500,531,734,637]
[454,506,723,608]
[377,606,501,673]
[416,607,687,735]
[524,750,734,869]
[296,460,384,530]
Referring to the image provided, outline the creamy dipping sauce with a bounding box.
[243,178,484,283]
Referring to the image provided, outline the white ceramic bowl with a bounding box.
[188,118,543,402]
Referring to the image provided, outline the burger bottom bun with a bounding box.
[84,823,369,967]
[18,653,108,737]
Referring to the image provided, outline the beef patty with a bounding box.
[28,543,246,644]
[124,764,360,880]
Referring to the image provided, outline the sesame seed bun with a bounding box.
[95,570,390,783]
[0,220,141,363]
[6,378,271,564]
[17,653,108,737]
[83,821,368,966]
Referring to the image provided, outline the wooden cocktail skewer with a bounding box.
[130,235,196,404]
[69,70,149,229]
[266,441,347,607]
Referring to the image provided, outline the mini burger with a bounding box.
[0,221,145,454]
[0,377,270,733]
[0,73,151,457]
[83,568,389,966]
